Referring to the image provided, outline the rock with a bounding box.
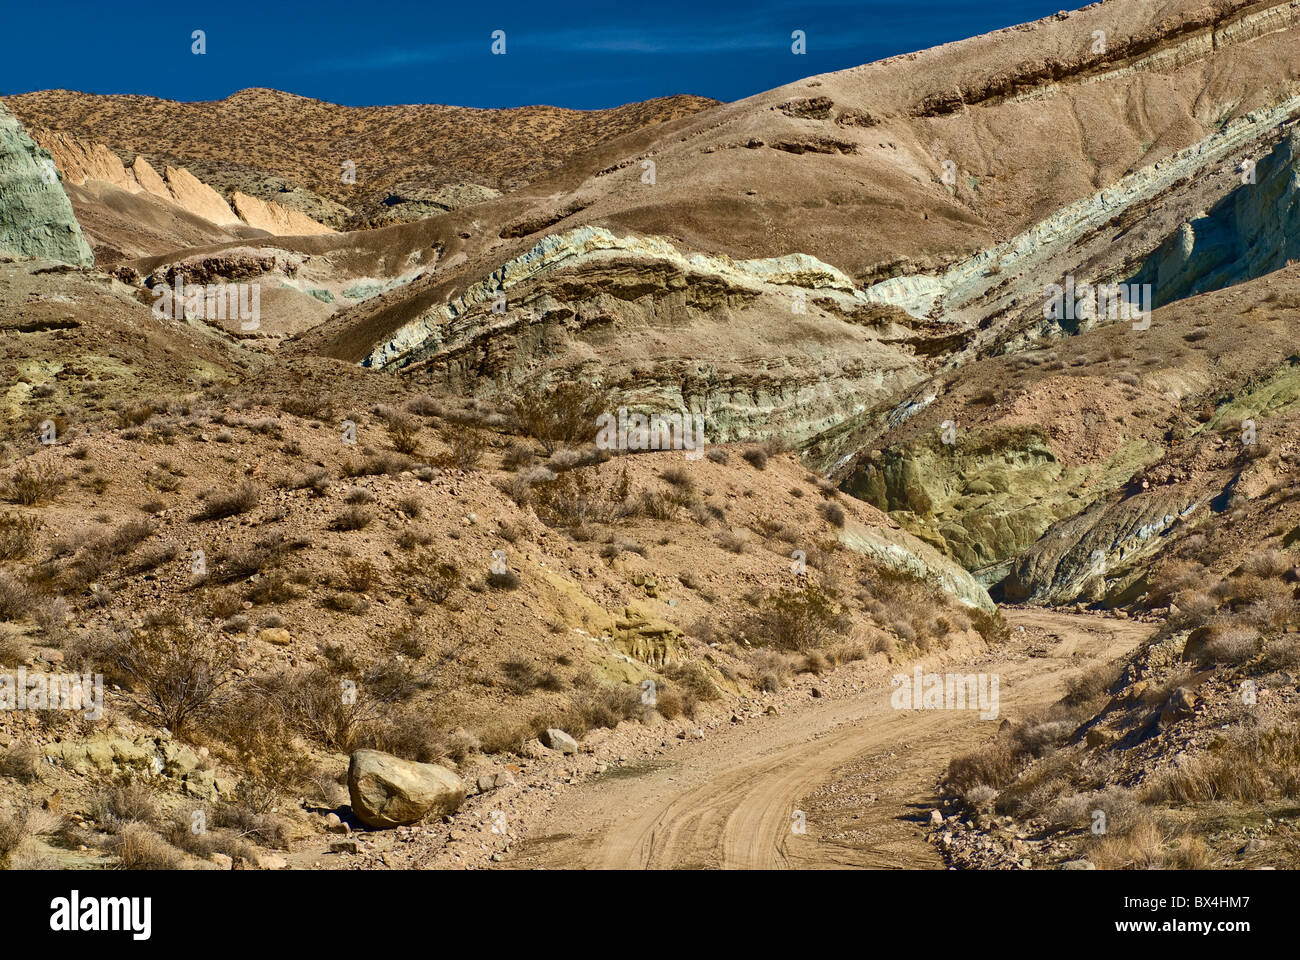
[329,839,359,855]
[256,853,288,870]
[258,627,292,646]
[1060,859,1096,870]
[1159,686,1197,727]
[540,729,579,754]
[929,809,944,826]
[232,191,334,236]
[0,105,94,267]
[347,749,466,829]
[1085,728,1114,748]
[323,812,351,834]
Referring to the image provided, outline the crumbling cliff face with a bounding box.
[1128,128,1300,307]
[0,105,94,268]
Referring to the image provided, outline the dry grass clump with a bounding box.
[330,505,373,531]
[1141,724,1300,804]
[1084,810,1213,870]
[4,461,64,505]
[110,822,186,869]
[386,414,421,455]
[193,481,262,521]
[0,744,39,783]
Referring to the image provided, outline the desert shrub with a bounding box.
[441,428,488,471]
[0,809,28,866]
[500,658,564,694]
[512,382,609,454]
[275,668,380,753]
[392,550,460,603]
[0,745,38,783]
[1199,624,1261,665]
[111,823,184,869]
[818,501,846,527]
[330,506,373,531]
[943,737,1023,798]
[295,467,331,497]
[501,441,536,471]
[344,487,375,505]
[193,482,262,521]
[715,529,749,554]
[1142,724,1300,803]
[99,612,238,732]
[663,661,721,703]
[336,557,378,593]
[92,781,157,829]
[4,462,64,505]
[0,513,36,561]
[343,452,412,477]
[1063,661,1124,706]
[397,494,423,517]
[745,585,849,652]
[0,571,34,622]
[741,448,768,470]
[529,468,620,527]
[387,415,421,455]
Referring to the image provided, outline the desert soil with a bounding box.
[504,609,1153,870]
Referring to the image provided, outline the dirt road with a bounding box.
[506,609,1151,870]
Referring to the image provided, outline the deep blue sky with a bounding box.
[3,1,1072,109]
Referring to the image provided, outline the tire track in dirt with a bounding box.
[505,609,1152,869]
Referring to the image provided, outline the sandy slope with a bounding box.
[506,609,1151,869]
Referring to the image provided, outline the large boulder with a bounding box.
[0,104,94,267]
[347,749,466,829]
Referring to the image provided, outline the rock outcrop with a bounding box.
[1128,129,1300,308]
[37,126,332,236]
[347,749,466,828]
[0,104,93,267]
[232,191,334,236]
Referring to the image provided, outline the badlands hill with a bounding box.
[0,0,1298,872]
[3,88,716,231]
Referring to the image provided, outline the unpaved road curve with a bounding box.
[505,609,1151,870]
